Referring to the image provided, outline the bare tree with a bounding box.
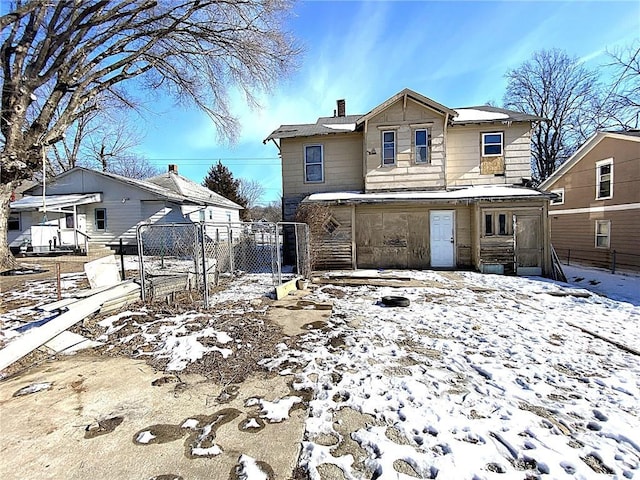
[238,178,265,212]
[503,49,601,183]
[249,198,282,223]
[601,42,640,130]
[0,0,299,268]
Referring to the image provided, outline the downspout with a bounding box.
[443,113,449,189]
[363,119,368,192]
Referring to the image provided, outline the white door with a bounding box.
[430,210,454,268]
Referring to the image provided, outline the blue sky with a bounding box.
[134,0,639,205]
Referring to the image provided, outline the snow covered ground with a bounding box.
[1,264,639,479]
[269,266,640,479]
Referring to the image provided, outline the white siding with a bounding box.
[447,124,532,186]
[364,98,446,191]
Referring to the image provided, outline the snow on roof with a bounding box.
[452,108,510,123]
[305,185,545,203]
[321,123,356,131]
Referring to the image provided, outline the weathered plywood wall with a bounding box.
[355,205,472,269]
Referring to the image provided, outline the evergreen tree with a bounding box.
[202,161,249,219]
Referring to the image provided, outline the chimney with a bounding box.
[337,99,346,117]
[168,164,178,174]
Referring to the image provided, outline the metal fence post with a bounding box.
[276,223,282,285]
[200,223,209,308]
[567,249,571,266]
[612,250,616,274]
[137,224,146,302]
[228,225,234,273]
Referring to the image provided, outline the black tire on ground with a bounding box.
[381,296,410,307]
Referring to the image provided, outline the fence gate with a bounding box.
[137,221,309,307]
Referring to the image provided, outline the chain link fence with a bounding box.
[136,221,310,307]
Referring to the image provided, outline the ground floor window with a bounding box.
[65,213,75,228]
[595,219,610,248]
[8,213,20,231]
[484,212,511,236]
[95,208,107,230]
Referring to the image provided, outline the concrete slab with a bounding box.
[267,290,333,336]
[0,356,306,479]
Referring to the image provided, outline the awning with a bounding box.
[10,193,103,211]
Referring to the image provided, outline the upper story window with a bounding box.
[550,188,565,205]
[382,130,396,166]
[304,145,324,183]
[480,132,505,175]
[596,159,613,199]
[415,129,430,164]
[482,132,503,157]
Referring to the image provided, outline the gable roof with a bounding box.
[24,167,242,208]
[147,172,243,210]
[539,131,640,190]
[356,88,458,125]
[264,89,541,142]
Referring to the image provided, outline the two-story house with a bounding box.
[265,89,553,276]
[540,131,640,272]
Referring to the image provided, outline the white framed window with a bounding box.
[382,130,396,166]
[415,129,430,164]
[226,212,232,223]
[595,219,610,248]
[199,210,205,222]
[304,144,324,183]
[481,132,503,157]
[95,208,107,230]
[550,188,565,205]
[596,159,613,200]
[8,213,20,231]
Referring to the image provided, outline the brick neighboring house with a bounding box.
[265,89,555,276]
[540,131,640,272]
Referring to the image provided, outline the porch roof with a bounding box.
[10,193,103,211]
[303,186,550,204]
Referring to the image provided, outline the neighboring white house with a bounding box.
[8,165,242,255]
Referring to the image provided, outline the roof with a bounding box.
[303,185,549,204]
[264,114,362,142]
[22,167,242,209]
[539,131,640,190]
[452,106,543,124]
[264,89,541,141]
[147,172,243,210]
[356,88,458,125]
[10,193,103,211]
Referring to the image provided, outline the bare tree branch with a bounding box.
[0,0,299,268]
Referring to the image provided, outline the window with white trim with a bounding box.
[8,213,20,231]
[415,129,430,164]
[595,220,610,248]
[481,132,503,156]
[596,159,613,199]
[304,145,324,183]
[382,130,396,166]
[550,188,565,205]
